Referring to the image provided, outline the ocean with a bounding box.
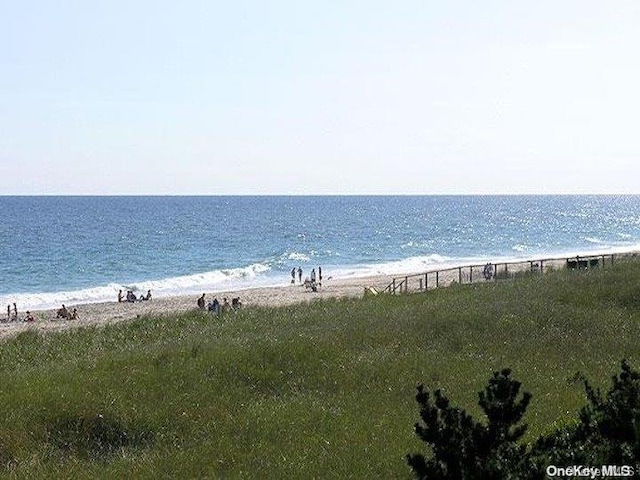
[1,195,639,311]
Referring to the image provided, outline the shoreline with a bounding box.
[0,274,397,339]
[1,251,635,339]
[3,244,639,314]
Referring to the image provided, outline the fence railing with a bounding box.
[382,253,619,295]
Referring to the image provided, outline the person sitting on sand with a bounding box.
[118,289,124,302]
[303,277,318,292]
[56,304,69,319]
[232,297,242,309]
[143,290,152,301]
[222,297,231,312]
[70,308,78,320]
[24,311,35,322]
[197,294,206,309]
[126,291,137,303]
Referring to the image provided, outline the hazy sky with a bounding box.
[2,1,639,195]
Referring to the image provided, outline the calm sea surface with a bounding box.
[1,195,639,310]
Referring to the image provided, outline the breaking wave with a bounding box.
[0,262,273,312]
[6,242,640,312]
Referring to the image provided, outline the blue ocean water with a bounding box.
[1,195,639,310]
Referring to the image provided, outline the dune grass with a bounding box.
[1,259,640,478]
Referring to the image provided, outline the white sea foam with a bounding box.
[0,263,273,312]
[130,263,270,292]
[5,243,640,313]
[555,242,640,259]
[584,237,604,244]
[0,283,126,313]
[327,254,457,279]
[286,252,311,262]
[327,243,640,281]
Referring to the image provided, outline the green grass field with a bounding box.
[1,258,640,478]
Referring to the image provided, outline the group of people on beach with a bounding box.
[197,293,242,315]
[55,304,78,320]
[3,302,77,323]
[118,289,152,303]
[4,303,35,323]
[291,266,323,292]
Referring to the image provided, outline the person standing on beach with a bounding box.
[311,268,316,283]
[12,303,18,321]
[6,305,10,322]
[208,297,220,315]
[297,267,302,284]
[291,267,296,284]
[197,294,206,309]
[318,266,322,286]
[483,263,494,280]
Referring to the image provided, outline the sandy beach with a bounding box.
[0,274,400,339]
[0,254,619,339]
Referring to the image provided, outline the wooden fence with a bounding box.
[382,253,619,295]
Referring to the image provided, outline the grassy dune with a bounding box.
[1,259,640,478]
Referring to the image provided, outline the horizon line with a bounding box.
[0,192,639,198]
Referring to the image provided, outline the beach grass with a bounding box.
[1,258,640,478]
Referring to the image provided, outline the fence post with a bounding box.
[436,271,439,288]
[404,277,408,293]
[469,266,473,283]
[392,279,396,294]
[425,273,428,290]
[458,267,462,283]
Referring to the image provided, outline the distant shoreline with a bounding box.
[1,251,637,340]
[4,244,639,313]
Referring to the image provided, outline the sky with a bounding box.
[1,1,639,195]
